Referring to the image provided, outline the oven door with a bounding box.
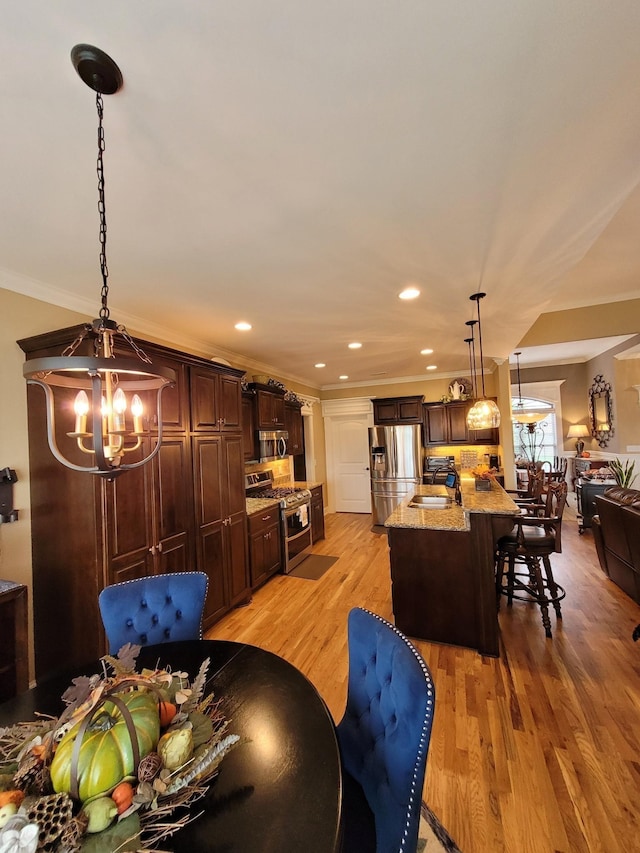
[283,501,312,572]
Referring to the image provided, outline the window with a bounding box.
[512,396,557,465]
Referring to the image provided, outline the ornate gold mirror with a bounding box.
[588,374,614,447]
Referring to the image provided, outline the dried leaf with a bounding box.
[174,689,192,705]
[181,659,210,713]
[60,675,96,708]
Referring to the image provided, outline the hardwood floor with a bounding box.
[206,499,640,853]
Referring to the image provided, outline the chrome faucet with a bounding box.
[431,465,462,504]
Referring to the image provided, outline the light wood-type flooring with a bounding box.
[206,497,640,853]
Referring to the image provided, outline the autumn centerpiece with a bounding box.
[471,463,497,491]
[0,645,239,852]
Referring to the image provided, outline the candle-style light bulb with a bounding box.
[112,387,127,431]
[131,394,144,433]
[73,390,89,434]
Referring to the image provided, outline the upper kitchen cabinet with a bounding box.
[242,391,257,462]
[423,400,499,446]
[285,401,304,456]
[372,395,424,425]
[190,366,243,432]
[252,383,286,429]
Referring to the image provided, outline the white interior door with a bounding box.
[322,397,373,514]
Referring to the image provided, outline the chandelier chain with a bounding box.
[96,92,109,321]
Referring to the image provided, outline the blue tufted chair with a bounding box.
[98,572,208,654]
[336,608,436,853]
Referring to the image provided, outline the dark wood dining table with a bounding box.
[0,639,343,852]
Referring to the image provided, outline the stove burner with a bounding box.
[260,487,300,498]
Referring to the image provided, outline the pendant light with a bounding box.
[465,292,501,430]
[23,45,175,480]
[511,351,546,425]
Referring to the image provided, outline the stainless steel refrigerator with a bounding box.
[369,424,423,525]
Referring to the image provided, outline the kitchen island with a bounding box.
[385,476,519,656]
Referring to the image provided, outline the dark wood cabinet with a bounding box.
[254,384,286,429]
[105,436,193,584]
[18,325,248,680]
[248,505,282,588]
[423,400,499,446]
[0,581,28,701]
[190,366,242,432]
[190,433,249,627]
[576,480,613,533]
[310,485,325,542]
[372,396,424,425]
[242,392,257,462]
[285,401,304,456]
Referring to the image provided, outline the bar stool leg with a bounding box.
[542,555,563,619]
[528,556,553,638]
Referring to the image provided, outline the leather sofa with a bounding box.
[592,487,640,604]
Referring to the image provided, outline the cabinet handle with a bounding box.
[261,515,271,521]
[157,542,163,553]
[149,545,157,556]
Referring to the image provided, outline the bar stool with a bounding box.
[495,482,568,638]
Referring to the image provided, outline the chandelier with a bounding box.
[23,45,175,480]
[465,292,501,430]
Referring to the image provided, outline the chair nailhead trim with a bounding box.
[358,608,435,851]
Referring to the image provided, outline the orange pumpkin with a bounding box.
[159,700,177,728]
[0,790,25,808]
[111,780,134,814]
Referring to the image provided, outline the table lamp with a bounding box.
[567,424,589,456]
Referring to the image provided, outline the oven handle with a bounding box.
[286,526,312,543]
[283,501,311,519]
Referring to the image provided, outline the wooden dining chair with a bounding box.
[495,482,568,638]
[336,608,436,853]
[98,571,208,654]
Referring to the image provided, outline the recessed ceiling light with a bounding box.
[426,364,437,370]
[420,348,433,355]
[339,375,349,380]
[348,342,362,349]
[399,287,420,300]
[234,321,252,331]
[315,363,326,368]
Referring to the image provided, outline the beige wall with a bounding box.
[319,372,497,403]
[0,289,91,679]
[519,298,640,346]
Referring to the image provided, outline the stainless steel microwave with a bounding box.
[257,430,289,461]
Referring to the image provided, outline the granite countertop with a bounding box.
[246,496,281,515]
[385,475,519,531]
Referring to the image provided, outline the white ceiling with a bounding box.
[3,2,640,389]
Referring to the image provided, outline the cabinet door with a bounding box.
[104,446,154,584]
[218,374,242,431]
[285,404,304,455]
[256,391,274,429]
[154,359,189,432]
[256,389,286,428]
[226,512,249,605]
[242,395,256,461]
[311,487,325,542]
[397,399,423,422]
[190,367,219,431]
[424,405,447,444]
[192,435,227,623]
[447,403,469,443]
[154,436,193,575]
[373,400,398,425]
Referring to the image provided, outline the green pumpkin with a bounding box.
[51,690,160,802]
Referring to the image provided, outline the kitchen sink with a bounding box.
[408,495,453,509]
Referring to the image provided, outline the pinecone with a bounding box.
[13,752,41,791]
[58,813,89,853]
[23,791,73,850]
[138,751,163,782]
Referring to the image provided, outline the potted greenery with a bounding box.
[610,458,637,488]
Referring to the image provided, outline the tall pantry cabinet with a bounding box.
[18,326,249,681]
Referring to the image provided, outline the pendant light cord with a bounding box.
[96,92,110,322]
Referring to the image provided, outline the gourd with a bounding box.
[50,690,160,802]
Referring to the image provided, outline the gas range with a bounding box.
[245,472,312,509]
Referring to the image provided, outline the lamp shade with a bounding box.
[513,410,547,425]
[467,398,501,430]
[567,424,589,439]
